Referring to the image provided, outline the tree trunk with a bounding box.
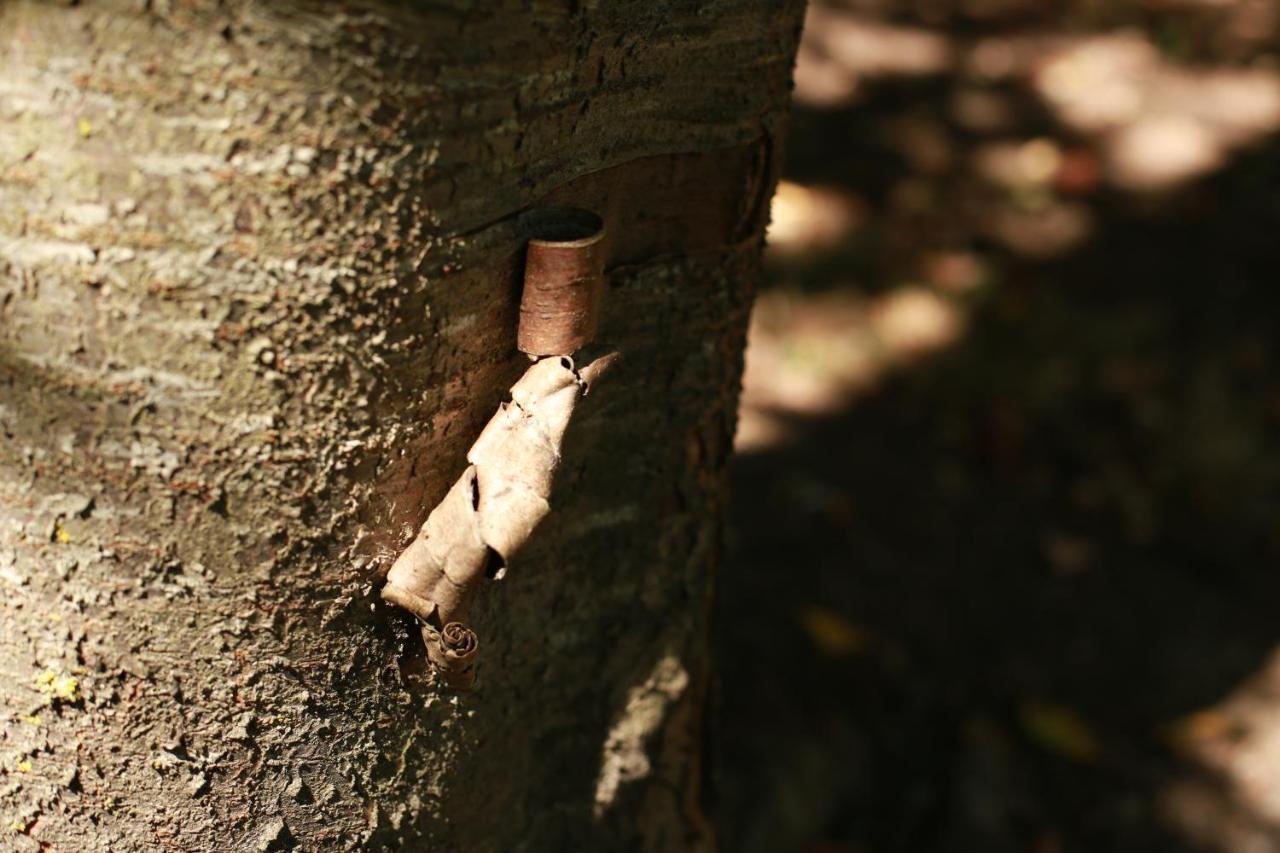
[0,2,802,850]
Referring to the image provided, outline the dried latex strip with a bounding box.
[382,208,612,689]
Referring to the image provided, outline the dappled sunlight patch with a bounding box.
[1037,33,1155,133]
[1160,647,1280,848]
[1034,31,1280,190]
[1194,70,1280,140]
[794,6,953,107]
[732,406,793,455]
[735,293,880,453]
[736,286,969,453]
[973,138,1064,190]
[969,138,1098,255]
[870,286,966,358]
[766,181,868,259]
[984,198,1094,258]
[924,250,989,294]
[1109,116,1221,190]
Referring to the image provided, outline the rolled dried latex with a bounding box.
[381,351,617,687]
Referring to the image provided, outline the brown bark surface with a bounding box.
[0,1,802,850]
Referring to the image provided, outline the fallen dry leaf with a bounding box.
[1019,700,1101,763]
[799,606,869,658]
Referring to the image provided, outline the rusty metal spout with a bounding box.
[517,207,606,357]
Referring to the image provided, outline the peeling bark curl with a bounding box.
[431,622,480,689]
[382,351,619,680]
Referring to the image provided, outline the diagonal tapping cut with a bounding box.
[381,208,610,689]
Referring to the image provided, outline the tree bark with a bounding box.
[0,2,802,850]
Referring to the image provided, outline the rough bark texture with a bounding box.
[0,1,802,850]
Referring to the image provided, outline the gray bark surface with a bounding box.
[0,2,802,850]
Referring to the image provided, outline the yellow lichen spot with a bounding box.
[15,760,31,773]
[77,117,93,139]
[21,715,41,727]
[8,820,25,833]
[54,522,71,544]
[36,670,80,704]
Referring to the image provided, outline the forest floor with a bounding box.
[716,2,1280,851]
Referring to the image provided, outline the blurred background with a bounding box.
[714,0,1280,850]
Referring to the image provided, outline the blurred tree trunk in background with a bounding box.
[0,1,802,850]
